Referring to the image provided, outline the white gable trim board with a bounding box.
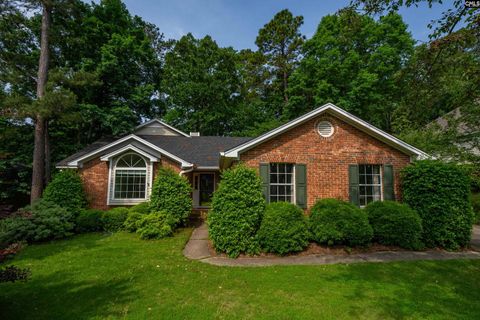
[66,134,194,169]
[134,119,190,137]
[221,103,429,160]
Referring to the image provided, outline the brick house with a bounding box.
[57,103,428,211]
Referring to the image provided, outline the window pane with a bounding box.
[270,185,277,195]
[270,163,277,173]
[278,174,285,183]
[270,174,277,183]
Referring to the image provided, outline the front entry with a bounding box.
[193,172,215,208]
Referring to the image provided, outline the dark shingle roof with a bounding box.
[56,135,251,167]
[139,135,251,167]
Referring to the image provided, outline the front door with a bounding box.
[193,173,215,207]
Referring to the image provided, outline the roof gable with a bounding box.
[222,103,429,159]
[134,119,189,137]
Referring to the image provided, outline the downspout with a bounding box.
[179,166,194,176]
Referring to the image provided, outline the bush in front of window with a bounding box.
[129,202,152,215]
[208,165,266,258]
[365,201,423,250]
[150,168,192,227]
[124,211,143,232]
[0,200,74,246]
[402,160,475,250]
[42,170,87,213]
[102,207,129,232]
[136,211,173,240]
[309,198,372,246]
[75,209,104,233]
[257,202,310,255]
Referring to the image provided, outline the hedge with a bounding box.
[365,201,423,249]
[208,165,266,257]
[43,170,87,213]
[102,207,129,232]
[309,198,372,246]
[75,209,104,233]
[149,168,192,227]
[257,202,310,255]
[402,160,474,249]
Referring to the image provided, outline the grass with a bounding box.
[1,229,480,319]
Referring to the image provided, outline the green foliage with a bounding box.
[288,9,414,130]
[136,211,173,240]
[208,165,266,257]
[365,201,423,249]
[472,193,480,225]
[0,265,30,283]
[75,209,104,233]
[101,207,129,232]
[129,202,151,214]
[257,202,309,255]
[402,160,474,249]
[42,170,87,213]
[309,199,373,246]
[124,211,142,232]
[149,167,192,227]
[0,200,74,245]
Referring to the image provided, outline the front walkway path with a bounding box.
[184,223,480,267]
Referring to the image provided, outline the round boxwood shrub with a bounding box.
[43,170,87,213]
[402,160,475,249]
[365,201,423,249]
[257,202,310,255]
[309,198,372,246]
[75,209,104,233]
[208,165,266,258]
[149,168,192,227]
[102,207,129,232]
[129,202,151,215]
[136,211,173,239]
[124,211,142,232]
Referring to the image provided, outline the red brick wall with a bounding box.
[79,158,110,210]
[239,114,411,209]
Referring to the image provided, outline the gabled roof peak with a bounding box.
[134,118,190,137]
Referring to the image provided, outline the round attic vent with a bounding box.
[317,120,334,137]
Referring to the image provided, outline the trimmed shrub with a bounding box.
[0,200,74,245]
[309,198,372,246]
[75,209,104,233]
[150,168,192,227]
[102,207,129,232]
[472,193,480,225]
[402,160,474,249]
[43,170,87,213]
[129,202,151,215]
[136,211,173,239]
[365,201,423,249]
[257,202,310,255]
[124,212,142,232]
[208,165,266,258]
[0,265,30,283]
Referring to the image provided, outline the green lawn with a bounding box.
[1,229,480,319]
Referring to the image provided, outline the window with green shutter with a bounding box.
[259,163,306,207]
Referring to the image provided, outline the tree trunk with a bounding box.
[30,1,51,203]
[44,121,51,185]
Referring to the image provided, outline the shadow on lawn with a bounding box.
[0,271,137,320]
[326,260,480,319]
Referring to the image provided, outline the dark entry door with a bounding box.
[199,173,215,207]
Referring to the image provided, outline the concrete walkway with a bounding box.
[184,223,480,267]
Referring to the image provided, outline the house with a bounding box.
[57,103,428,211]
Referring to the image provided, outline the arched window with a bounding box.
[113,153,147,199]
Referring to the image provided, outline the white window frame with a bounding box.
[269,163,296,204]
[107,153,153,205]
[358,164,383,207]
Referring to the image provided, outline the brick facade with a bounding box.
[239,114,411,210]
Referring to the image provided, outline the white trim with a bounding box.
[100,144,159,162]
[66,134,194,168]
[195,166,220,170]
[135,118,190,137]
[222,103,429,159]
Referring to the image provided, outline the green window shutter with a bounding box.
[259,163,269,202]
[383,164,395,201]
[295,164,307,209]
[349,164,359,206]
